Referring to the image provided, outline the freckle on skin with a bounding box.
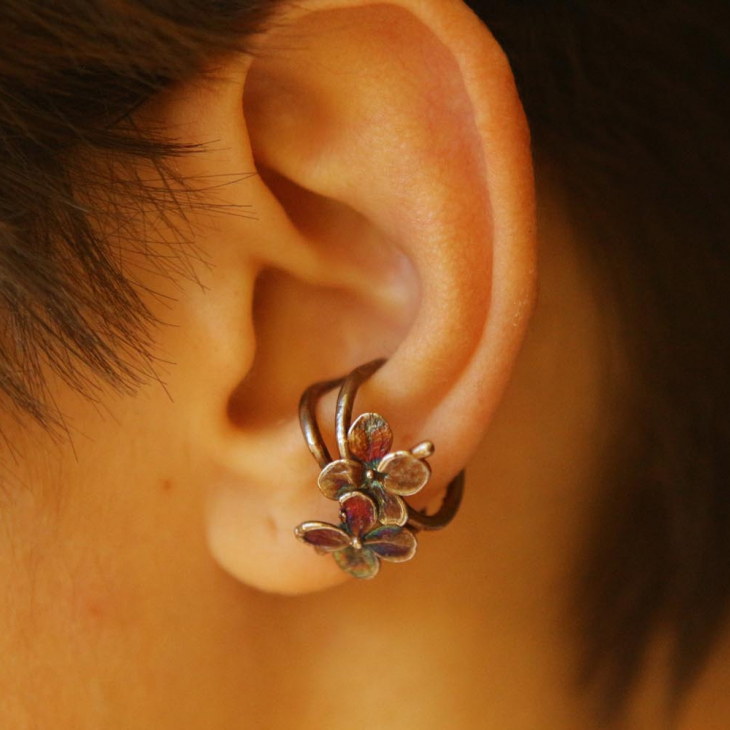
[266,516,277,537]
[161,478,173,492]
[83,598,106,620]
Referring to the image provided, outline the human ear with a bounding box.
[145,0,536,595]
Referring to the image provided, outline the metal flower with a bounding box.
[295,490,418,579]
[316,413,432,526]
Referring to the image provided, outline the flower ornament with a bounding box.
[295,490,418,579]
[295,358,466,579]
[317,413,432,526]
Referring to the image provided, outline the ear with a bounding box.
[144,0,536,594]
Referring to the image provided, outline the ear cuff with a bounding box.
[294,358,465,580]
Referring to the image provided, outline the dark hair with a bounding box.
[472,1,730,721]
[1,0,728,722]
[0,0,282,434]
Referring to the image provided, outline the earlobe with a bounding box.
[173,0,537,594]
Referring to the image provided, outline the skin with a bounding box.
[0,166,603,730]
[0,1,727,727]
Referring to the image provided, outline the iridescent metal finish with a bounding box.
[295,357,466,578]
[295,490,418,580]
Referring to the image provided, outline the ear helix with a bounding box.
[294,358,465,580]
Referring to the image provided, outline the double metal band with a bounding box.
[298,358,465,533]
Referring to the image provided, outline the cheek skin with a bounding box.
[0,110,270,720]
[67,571,136,632]
[4,371,236,722]
[3,260,231,642]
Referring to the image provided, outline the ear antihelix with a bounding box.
[295,357,465,580]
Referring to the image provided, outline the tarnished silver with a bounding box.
[298,357,465,535]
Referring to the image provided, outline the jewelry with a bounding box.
[294,358,465,580]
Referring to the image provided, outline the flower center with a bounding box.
[365,468,385,489]
[351,535,363,550]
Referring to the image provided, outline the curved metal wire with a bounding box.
[405,469,465,533]
[335,358,386,460]
[298,375,346,469]
[298,358,466,532]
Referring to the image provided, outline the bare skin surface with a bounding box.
[0,185,590,730]
[0,2,727,727]
[0,182,726,730]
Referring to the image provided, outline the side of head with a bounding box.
[0,0,728,725]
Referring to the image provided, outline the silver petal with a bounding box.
[378,450,431,496]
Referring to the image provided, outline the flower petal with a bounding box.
[294,522,351,552]
[333,546,380,579]
[375,489,408,527]
[318,459,364,500]
[364,525,418,562]
[378,451,431,496]
[347,413,393,465]
[340,490,378,537]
